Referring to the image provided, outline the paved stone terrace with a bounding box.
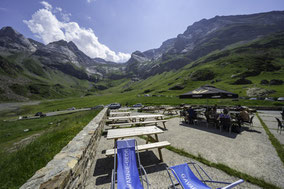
[258,110,284,145]
[85,110,284,188]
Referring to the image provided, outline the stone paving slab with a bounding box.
[258,110,284,145]
[157,116,284,188]
[85,134,260,189]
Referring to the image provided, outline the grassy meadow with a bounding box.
[0,109,100,189]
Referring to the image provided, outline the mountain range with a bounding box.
[0,10,284,101]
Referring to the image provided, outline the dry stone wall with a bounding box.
[20,108,108,189]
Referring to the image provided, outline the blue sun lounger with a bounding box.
[167,162,243,189]
[111,139,150,189]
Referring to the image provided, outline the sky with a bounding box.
[0,0,284,62]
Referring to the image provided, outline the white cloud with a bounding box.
[23,2,130,63]
[87,0,96,3]
[40,1,52,11]
[55,7,62,12]
[61,13,71,22]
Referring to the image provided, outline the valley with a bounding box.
[1,7,284,189]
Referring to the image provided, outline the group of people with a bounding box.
[180,104,252,132]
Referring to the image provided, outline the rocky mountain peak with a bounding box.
[0,26,37,52]
[0,26,20,37]
[67,41,78,49]
[48,39,68,47]
[132,51,146,57]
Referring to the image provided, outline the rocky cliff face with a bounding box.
[0,26,37,53]
[0,26,124,81]
[125,11,284,78]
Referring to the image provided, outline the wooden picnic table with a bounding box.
[111,108,130,112]
[108,114,164,123]
[107,126,167,161]
[163,107,179,115]
[109,112,131,117]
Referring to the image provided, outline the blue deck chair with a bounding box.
[167,162,243,189]
[111,139,150,189]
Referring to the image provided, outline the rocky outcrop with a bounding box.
[232,78,252,85]
[0,26,37,53]
[260,79,269,85]
[20,108,108,189]
[168,84,185,90]
[246,87,275,97]
[269,79,283,85]
[190,69,215,81]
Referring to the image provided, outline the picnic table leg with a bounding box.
[155,134,163,161]
[146,135,149,144]
[162,121,166,130]
[114,139,117,148]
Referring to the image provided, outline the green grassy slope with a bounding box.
[0,110,100,189]
[0,53,97,102]
[100,32,284,99]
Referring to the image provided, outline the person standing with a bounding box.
[187,106,197,124]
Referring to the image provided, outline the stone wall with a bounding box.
[20,108,108,189]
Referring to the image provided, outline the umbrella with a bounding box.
[179,85,238,99]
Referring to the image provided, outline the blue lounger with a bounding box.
[167,162,243,189]
[111,139,149,189]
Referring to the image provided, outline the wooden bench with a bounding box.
[108,120,167,129]
[105,141,171,158]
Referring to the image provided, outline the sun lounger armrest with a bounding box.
[220,179,244,189]
[140,165,150,189]
[166,167,178,189]
[111,169,115,189]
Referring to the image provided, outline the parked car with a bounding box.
[264,97,275,101]
[67,107,76,110]
[277,97,284,101]
[35,112,46,117]
[133,103,143,108]
[108,103,121,109]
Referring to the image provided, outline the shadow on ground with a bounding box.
[93,151,167,185]
[179,121,261,138]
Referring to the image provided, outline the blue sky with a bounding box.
[0,0,284,62]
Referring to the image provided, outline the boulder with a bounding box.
[269,79,283,85]
[260,80,269,85]
[232,78,252,85]
[190,69,215,81]
[95,85,108,90]
[169,84,185,90]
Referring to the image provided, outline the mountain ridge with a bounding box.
[1,10,284,101]
[124,10,284,78]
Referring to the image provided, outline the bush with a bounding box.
[232,78,252,85]
[169,84,185,90]
[260,80,269,85]
[190,69,215,81]
[270,79,283,85]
